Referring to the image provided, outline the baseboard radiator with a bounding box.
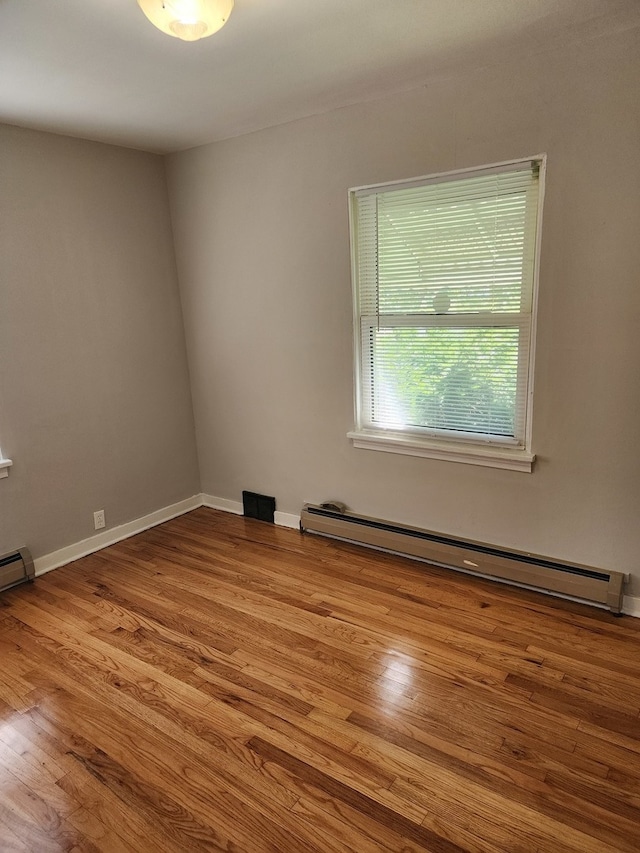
[0,548,35,594]
[300,504,625,613]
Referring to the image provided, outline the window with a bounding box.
[348,157,545,472]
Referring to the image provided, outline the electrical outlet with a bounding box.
[93,509,106,530]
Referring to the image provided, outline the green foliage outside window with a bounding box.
[372,326,519,436]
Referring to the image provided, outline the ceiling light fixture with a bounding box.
[137,0,234,42]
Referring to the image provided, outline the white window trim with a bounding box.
[347,430,535,472]
[348,155,546,472]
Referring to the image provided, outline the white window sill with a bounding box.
[0,459,13,479]
[347,431,535,472]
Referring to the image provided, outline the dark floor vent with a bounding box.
[242,491,276,524]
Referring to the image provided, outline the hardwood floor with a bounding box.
[1,508,639,852]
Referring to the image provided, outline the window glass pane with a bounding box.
[370,326,520,437]
[377,185,529,315]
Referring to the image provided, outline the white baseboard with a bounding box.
[34,495,202,577]
[200,495,244,515]
[274,511,301,530]
[33,493,302,579]
[623,595,640,618]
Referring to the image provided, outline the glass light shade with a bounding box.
[137,0,234,41]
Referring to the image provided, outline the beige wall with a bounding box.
[0,125,200,559]
[167,25,640,593]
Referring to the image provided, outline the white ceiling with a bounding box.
[1,0,638,153]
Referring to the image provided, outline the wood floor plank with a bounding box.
[0,763,91,853]
[21,624,384,852]
[64,807,140,853]
[29,690,322,852]
[0,738,79,819]
[13,635,303,816]
[0,670,38,714]
[290,795,430,853]
[57,765,192,853]
[0,507,638,851]
[248,735,464,853]
[350,720,640,852]
[504,673,640,730]
[0,814,30,852]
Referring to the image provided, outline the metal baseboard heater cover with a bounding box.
[300,504,625,614]
[0,548,35,594]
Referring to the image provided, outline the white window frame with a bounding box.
[347,156,546,473]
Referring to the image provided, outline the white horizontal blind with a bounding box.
[352,161,540,443]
